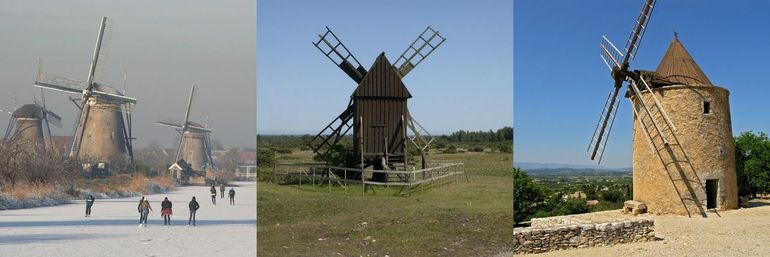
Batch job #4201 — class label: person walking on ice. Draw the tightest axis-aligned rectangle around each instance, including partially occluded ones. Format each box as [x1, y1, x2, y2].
[161, 197, 173, 225]
[228, 188, 236, 205]
[220, 184, 225, 199]
[138, 198, 153, 227]
[137, 196, 145, 223]
[188, 196, 200, 226]
[210, 185, 217, 205]
[85, 195, 95, 217]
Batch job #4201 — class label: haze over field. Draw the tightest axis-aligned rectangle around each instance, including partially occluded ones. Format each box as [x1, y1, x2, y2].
[0, 0, 256, 149]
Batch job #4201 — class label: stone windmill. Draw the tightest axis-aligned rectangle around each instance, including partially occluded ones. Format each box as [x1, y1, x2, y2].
[588, 0, 737, 216]
[307, 26, 444, 182]
[155, 85, 214, 172]
[34, 17, 136, 171]
[3, 95, 62, 149]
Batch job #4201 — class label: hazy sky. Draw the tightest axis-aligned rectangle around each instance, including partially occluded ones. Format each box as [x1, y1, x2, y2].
[257, 0, 513, 135]
[0, 0, 256, 149]
[515, 1, 770, 168]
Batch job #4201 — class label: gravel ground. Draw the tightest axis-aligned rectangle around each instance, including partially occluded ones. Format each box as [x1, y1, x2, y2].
[517, 199, 770, 257]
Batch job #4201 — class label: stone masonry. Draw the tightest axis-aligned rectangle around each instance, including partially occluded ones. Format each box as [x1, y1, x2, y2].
[513, 217, 655, 254]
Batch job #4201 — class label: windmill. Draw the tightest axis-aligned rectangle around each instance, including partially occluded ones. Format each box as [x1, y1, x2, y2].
[307, 26, 444, 182]
[155, 85, 214, 173]
[3, 94, 62, 149]
[34, 17, 136, 171]
[588, 0, 738, 216]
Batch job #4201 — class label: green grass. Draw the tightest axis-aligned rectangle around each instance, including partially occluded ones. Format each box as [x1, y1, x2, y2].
[257, 151, 512, 256]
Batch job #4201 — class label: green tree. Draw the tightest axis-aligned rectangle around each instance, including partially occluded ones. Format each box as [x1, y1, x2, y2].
[513, 168, 548, 224]
[257, 148, 276, 167]
[735, 131, 770, 197]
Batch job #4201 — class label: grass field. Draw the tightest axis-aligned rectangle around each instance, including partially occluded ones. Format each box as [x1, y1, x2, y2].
[257, 149, 512, 256]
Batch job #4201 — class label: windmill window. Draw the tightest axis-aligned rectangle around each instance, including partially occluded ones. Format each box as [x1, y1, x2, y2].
[703, 101, 711, 114]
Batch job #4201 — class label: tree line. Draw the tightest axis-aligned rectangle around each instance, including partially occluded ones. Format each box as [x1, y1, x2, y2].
[515, 130, 770, 224]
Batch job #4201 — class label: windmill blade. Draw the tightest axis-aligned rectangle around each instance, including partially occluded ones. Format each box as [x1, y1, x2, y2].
[599, 36, 623, 71]
[393, 26, 446, 78]
[182, 85, 195, 128]
[588, 85, 622, 163]
[622, 0, 656, 64]
[203, 132, 215, 168]
[307, 100, 355, 160]
[313, 27, 367, 83]
[155, 120, 184, 129]
[90, 89, 137, 104]
[175, 85, 196, 161]
[186, 125, 212, 133]
[35, 72, 86, 95]
[87, 17, 112, 86]
[42, 109, 62, 128]
[406, 111, 435, 151]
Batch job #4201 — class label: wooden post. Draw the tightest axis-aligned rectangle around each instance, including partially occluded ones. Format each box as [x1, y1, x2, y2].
[344, 169, 347, 194]
[312, 167, 315, 186]
[359, 116, 365, 196]
[328, 168, 331, 193]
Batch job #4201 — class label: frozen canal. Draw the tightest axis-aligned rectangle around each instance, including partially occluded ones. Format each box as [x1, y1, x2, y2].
[0, 182, 256, 257]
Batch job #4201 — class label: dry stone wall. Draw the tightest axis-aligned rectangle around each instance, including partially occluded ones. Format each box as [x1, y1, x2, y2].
[513, 218, 655, 254]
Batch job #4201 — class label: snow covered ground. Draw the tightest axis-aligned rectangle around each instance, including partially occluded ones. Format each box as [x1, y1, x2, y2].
[0, 182, 256, 257]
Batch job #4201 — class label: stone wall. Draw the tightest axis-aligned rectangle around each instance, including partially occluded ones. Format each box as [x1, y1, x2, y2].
[513, 218, 655, 254]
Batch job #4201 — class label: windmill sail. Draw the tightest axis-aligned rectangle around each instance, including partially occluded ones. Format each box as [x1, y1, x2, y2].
[393, 26, 445, 78]
[313, 27, 367, 83]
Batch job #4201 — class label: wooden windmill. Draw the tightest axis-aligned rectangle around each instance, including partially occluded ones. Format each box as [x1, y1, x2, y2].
[34, 17, 136, 171]
[308, 26, 445, 182]
[588, 0, 738, 216]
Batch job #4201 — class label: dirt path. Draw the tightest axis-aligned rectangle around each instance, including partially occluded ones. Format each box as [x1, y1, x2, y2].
[519, 200, 770, 257]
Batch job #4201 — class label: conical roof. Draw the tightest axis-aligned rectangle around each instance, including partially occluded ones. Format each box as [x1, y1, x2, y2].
[354, 53, 412, 98]
[655, 36, 713, 86]
[12, 104, 44, 119]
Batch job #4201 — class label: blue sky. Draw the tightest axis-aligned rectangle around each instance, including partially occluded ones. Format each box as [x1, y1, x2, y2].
[257, 0, 513, 135]
[515, 1, 770, 168]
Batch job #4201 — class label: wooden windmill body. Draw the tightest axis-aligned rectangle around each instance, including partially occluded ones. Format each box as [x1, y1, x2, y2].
[308, 27, 444, 182]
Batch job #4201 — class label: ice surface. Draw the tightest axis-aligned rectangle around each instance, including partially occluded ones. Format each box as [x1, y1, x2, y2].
[0, 182, 257, 257]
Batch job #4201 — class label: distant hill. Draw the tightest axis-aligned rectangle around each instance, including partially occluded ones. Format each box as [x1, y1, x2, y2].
[514, 161, 631, 170]
[514, 162, 631, 176]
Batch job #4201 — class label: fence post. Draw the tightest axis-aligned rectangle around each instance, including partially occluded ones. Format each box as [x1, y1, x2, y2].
[344, 169, 347, 194]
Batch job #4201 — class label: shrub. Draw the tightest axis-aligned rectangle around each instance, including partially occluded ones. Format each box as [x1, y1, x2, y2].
[471, 146, 484, 152]
[443, 145, 458, 154]
[276, 149, 293, 154]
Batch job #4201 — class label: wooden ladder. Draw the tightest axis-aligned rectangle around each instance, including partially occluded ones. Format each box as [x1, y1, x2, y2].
[628, 75, 707, 217]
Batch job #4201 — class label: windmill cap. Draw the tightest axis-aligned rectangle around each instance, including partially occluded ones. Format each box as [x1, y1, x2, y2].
[12, 104, 45, 118]
[92, 83, 125, 95]
[654, 36, 713, 86]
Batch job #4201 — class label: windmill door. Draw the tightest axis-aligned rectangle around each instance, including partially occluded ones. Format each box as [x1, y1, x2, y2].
[705, 179, 718, 209]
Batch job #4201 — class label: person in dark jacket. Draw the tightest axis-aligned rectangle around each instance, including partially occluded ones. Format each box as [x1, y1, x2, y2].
[228, 188, 236, 205]
[161, 197, 173, 225]
[188, 196, 200, 226]
[220, 184, 226, 199]
[137, 196, 145, 223]
[85, 195, 95, 217]
[210, 185, 217, 205]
